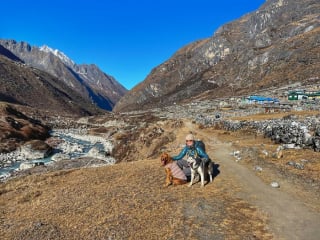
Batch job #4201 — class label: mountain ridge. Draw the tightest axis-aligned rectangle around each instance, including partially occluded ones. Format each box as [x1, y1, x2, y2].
[0, 39, 127, 111]
[39, 45, 76, 67]
[113, 0, 320, 112]
[0, 54, 101, 116]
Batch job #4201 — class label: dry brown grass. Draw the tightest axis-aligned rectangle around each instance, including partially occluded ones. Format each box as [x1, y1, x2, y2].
[0, 159, 272, 240]
[231, 110, 320, 121]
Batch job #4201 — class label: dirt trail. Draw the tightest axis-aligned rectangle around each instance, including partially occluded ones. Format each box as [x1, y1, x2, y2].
[197, 129, 320, 240]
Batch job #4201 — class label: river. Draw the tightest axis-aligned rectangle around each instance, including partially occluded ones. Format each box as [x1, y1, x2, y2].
[0, 130, 114, 180]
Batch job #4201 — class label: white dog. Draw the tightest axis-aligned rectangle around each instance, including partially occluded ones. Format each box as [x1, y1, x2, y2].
[187, 156, 214, 187]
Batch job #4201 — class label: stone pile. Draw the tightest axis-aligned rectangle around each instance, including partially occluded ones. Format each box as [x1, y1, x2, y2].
[196, 116, 320, 151]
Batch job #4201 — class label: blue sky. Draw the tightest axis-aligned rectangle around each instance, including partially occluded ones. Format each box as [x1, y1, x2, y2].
[1, 0, 265, 90]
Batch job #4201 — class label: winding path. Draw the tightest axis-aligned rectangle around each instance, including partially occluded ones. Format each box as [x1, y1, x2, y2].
[208, 137, 320, 240]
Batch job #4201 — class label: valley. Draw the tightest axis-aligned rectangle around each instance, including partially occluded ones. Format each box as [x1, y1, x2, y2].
[1, 100, 319, 239]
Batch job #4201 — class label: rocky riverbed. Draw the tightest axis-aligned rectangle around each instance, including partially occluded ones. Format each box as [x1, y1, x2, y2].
[0, 129, 115, 181]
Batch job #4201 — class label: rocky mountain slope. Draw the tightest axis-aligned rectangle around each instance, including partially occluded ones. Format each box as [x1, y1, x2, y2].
[0, 40, 127, 111]
[114, 0, 320, 112]
[0, 54, 103, 115]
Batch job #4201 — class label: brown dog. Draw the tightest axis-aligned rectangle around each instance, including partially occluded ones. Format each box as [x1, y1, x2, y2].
[161, 152, 187, 187]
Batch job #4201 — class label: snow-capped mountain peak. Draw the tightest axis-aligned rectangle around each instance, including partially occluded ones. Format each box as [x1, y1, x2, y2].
[40, 45, 75, 66]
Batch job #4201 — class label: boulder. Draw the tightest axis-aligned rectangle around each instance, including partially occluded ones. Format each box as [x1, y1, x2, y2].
[19, 140, 52, 160]
[19, 162, 35, 170]
[51, 153, 71, 162]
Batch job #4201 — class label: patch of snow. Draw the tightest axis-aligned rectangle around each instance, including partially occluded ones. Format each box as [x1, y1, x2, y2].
[39, 45, 75, 66]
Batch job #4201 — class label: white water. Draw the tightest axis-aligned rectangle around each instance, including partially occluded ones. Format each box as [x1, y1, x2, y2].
[0, 130, 115, 181]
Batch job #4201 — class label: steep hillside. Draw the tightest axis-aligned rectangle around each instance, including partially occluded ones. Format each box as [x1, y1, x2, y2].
[0, 40, 127, 111]
[0, 55, 102, 115]
[0, 45, 23, 62]
[0, 103, 50, 153]
[114, 0, 320, 112]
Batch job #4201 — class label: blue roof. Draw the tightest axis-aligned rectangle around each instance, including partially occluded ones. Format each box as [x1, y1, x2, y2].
[247, 96, 279, 102]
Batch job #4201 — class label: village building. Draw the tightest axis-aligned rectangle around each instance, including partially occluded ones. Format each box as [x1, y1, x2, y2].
[288, 90, 320, 101]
